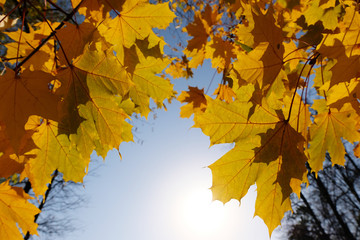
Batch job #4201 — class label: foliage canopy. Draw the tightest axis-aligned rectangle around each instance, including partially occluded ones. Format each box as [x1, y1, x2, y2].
[1, 0, 360, 238]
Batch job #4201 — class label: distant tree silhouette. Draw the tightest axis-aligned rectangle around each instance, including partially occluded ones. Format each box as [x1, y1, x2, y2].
[282, 152, 360, 240]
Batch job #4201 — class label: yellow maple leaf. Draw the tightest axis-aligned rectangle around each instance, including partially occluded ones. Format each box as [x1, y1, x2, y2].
[308, 101, 360, 172]
[178, 86, 207, 118]
[283, 40, 305, 71]
[213, 84, 236, 103]
[5, 23, 57, 70]
[210, 120, 307, 234]
[303, 0, 341, 30]
[165, 60, 193, 79]
[98, 0, 175, 50]
[194, 84, 279, 145]
[233, 6, 284, 89]
[56, 48, 134, 158]
[24, 117, 88, 196]
[120, 41, 174, 117]
[0, 181, 40, 240]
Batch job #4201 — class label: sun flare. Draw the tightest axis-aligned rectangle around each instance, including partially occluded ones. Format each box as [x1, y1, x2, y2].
[181, 189, 225, 235]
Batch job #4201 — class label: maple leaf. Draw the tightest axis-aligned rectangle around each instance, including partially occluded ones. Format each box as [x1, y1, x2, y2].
[178, 86, 207, 118]
[4, 0, 360, 237]
[0, 70, 59, 150]
[183, 4, 223, 69]
[185, 12, 209, 53]
[122, 41, 174, 117]
[0, 15, 17, 31]
[308, 101, 360, 172]
[5, 25, 56, 71]
[56, 20, 102, 64]
[283, 40, 306, 71]
[23, 116, 88, 196]
[205, 36, 236, 71]
[0, 122, 36, 178]
[318, 38, 360, 87]
[213, 84, 236, 103]
[165, 59, 193, 79]
[98, 0, 175, 51]
[326, 79, 360, 114]
[303, 0, 342, 30]
[56, 48, 134, 158]
[0, 181, 40, 240]
[185, 4, 221, 52]
[75, 0, 126, 22]
[210, 140, 261, 203]
[232, 6, 284, 89]
[209, 118, 307, 234]
[194, 84, 279, 145]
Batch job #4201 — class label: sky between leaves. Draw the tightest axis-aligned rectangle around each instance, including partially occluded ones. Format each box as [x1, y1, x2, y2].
[0, 0, 360, 238]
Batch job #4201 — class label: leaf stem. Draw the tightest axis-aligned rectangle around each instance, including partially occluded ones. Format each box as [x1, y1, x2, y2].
[286, 52, 319, 122]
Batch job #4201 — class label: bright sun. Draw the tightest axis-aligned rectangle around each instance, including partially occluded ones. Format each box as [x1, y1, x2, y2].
[181, 189, 225, 236]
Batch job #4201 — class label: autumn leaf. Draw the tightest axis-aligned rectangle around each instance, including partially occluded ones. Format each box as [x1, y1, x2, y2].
[0, 181, 40, 240]
[0, 15, 17, 31]
[56, 48, 134, 157]
[178, 86, 207, 118]
[56, 20, 102, 64]
[210, 139, 262, 203]
[165, 59, 193, 79]
[23, 116, 88, 196]
[0, 122, 35, 179]
[303, 0, 342, 30]
[3, 0, 360, 237]
[183, 4, 223, 69]
[209, 118, 307, 234]
[98, 0, 175, 50]
[213, 84, 236, 103]
[206, 36, 236, 71]
[233, 6, 284, 89]
[194, 84, 279, 145]
[185, 11, 209, 53]
[185, 4, 221, 52]
[0, 70, 59, 150]
[308, 101, 360, 172]
[0, 0, 176, 237]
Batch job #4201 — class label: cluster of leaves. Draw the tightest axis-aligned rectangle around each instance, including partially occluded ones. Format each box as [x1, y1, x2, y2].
[2, 0, 360, 238]
[0, 0, 175, 238]
[171, 0, 360, 235]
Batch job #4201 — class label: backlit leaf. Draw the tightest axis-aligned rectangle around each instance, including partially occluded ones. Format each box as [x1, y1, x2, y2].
[308, 101, 360, 172]
[0, 181, 40, 240]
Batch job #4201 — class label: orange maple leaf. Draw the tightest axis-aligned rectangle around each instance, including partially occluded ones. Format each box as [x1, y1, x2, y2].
[0, 70, 59, 150]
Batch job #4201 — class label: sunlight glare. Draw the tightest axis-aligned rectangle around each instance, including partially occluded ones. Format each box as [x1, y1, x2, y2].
[181, 189, 225, 236]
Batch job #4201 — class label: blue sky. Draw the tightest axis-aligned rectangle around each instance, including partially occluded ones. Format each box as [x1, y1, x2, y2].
[52, 61, 284, 240]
